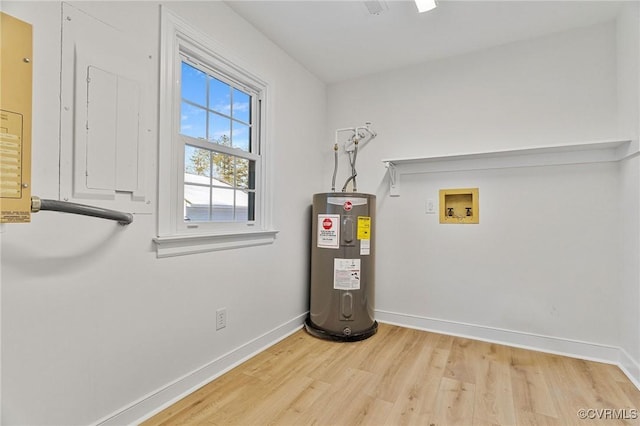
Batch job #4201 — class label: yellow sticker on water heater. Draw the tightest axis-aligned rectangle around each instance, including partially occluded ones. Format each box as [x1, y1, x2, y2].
[357, 216, 371, 240]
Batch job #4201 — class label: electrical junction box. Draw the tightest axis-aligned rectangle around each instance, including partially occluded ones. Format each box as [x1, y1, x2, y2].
[59, 3, 154, 214]
[439, 188, 479, 224]
[0, 12, 33, 223]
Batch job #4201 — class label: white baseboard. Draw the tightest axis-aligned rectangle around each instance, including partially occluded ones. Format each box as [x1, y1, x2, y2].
[619, 347, 640, 390]
[94, 313, 307, 426]
[375, 309, 640, 390]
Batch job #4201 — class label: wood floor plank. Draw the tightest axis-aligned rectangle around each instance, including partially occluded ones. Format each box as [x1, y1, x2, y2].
[620, 380, 640, 408]
[142, 324, 640, 426]
[368, 327, 429, 403]
[510, 347, 559, 419]
[229, 373, 315, 425]
[148, 371, 263, 426]
[543, 354, 637, 426]
[473, 350, 517, 426]
[432, 377, 476, 426]
[269, 379, 332, 425]
[306, 335, 372, 384]
[382, 331, 443, 426]
[579, 360, 638, 410]
[445, 337, 479, 384]
[309, 367, 379, 425]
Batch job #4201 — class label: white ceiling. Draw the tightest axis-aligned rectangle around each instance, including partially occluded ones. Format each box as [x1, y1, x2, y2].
[226, 0, 625, 83]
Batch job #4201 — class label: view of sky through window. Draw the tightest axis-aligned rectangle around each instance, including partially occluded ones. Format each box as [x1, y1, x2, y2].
[180, 61, 251, 151]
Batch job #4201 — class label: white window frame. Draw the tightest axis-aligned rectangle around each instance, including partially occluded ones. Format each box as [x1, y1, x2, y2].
[155, 7, 277, 257]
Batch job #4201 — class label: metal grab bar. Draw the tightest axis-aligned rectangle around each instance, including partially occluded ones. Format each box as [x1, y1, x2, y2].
[31, 197, 133, 225]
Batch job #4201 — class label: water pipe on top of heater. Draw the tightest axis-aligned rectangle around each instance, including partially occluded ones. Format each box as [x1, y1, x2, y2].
[331, 122, 377, 193]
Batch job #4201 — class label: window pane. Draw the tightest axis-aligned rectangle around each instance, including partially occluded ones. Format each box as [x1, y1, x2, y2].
[232, 121, 250, 152]
[210, 77, 231, 115]
[181, 62, 207, 107]
[233, 88, 250, 123]
[236, 158, 256, 189]
[211, 151, 234, 186]
[185, 145, 211, 177]
[234, 189, 250, 222]
[235, 158, 249, 188]
[184, 184, 211, 222]
[212, 187, 235, 221]
[180, 102, 206, 139]
[208, 113, 231, 145]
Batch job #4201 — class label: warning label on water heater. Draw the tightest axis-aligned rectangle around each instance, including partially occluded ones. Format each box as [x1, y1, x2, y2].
[334, 258, 361, 290]
[357, 216, 371, 240]
[317, 214, 340, 249]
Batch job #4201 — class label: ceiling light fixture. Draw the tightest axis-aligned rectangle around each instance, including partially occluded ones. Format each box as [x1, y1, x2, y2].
[414, 0, 437, 13]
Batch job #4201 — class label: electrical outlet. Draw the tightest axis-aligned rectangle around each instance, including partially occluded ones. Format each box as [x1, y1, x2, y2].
[216, 308, 227, 330]
[426, 198, 436, 214]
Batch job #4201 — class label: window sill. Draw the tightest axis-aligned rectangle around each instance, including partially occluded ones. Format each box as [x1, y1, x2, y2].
[153, 229, 279, 258]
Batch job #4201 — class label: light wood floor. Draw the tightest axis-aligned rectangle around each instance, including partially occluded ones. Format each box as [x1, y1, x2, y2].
[142, 323, 640, 425]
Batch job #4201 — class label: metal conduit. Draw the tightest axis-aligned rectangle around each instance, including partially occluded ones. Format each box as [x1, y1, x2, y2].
[31, 197, 133, 225]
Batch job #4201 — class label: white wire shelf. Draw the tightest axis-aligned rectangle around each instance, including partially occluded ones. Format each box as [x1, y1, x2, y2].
[382, 139, 638, 196]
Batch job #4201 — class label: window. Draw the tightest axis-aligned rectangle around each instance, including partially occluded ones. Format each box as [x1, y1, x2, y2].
[181, 61, 256, 223]
[155, 7, 276, 257]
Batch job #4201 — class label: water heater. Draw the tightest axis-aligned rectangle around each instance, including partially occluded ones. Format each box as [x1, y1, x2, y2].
[305, 192, 377, 341]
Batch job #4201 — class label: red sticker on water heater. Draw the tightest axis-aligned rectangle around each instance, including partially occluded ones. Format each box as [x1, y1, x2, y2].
[343, 201, 353, 211]
[318, 214, 340, 249]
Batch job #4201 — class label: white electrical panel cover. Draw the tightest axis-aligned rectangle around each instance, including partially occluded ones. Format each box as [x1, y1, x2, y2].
[60, 3, 154, 213]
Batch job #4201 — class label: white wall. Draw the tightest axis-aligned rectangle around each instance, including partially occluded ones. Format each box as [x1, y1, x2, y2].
[329, 18, 638, 377]
[328, 21, 617, 169]
[2, 3, 638, 425]
[0, 2, 326, 425]
[617, 2, 640, 384]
